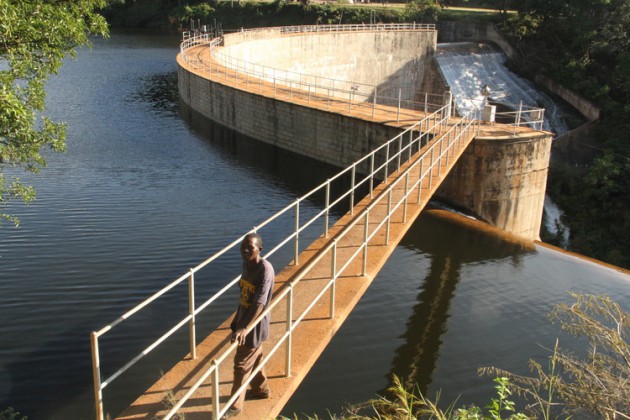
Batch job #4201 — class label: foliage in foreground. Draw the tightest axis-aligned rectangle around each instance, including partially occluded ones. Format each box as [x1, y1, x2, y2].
[286, 293, 628, 420]
[483, 293, 629, 419]
[0, 0, 109, 226]
[345, 375, 528, 420]
[0, 407, 27, 420]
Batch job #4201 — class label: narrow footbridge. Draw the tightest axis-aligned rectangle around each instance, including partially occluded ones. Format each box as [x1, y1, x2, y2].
[92, 106, 478, 420]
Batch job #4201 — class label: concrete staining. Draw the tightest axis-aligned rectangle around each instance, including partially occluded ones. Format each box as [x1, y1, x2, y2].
[178, 27, 553, 240]
[437, 130, 552, 239]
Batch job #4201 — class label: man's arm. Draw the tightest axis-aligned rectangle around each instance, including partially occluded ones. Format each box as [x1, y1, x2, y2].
[232, 303, 265, 345]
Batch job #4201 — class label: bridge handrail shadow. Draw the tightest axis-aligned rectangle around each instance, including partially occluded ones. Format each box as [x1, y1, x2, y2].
[89, 86, 478, 418]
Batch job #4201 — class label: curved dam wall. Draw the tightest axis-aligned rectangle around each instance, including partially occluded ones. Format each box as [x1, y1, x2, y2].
[220, 28, 436, 102]
[178, 65, 403, 168]
[178, 27, 553, 240]
[178, 29, 434, 168]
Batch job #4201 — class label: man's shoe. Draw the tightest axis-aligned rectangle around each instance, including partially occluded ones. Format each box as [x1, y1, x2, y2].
[245, 389, 271, 400]
[222, 407, 241, 419]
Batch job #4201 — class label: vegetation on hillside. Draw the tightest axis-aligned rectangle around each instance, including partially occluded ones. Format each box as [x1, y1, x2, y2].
[496, 0, 630, 268]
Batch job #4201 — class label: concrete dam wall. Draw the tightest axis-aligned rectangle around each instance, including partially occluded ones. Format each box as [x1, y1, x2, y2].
[220, 28, 436, 102]
[178, 27, 553, 240]
[178, 27, 435, 169]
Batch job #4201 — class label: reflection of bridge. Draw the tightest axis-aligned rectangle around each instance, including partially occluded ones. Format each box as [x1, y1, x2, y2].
[93, 26, 551, 420]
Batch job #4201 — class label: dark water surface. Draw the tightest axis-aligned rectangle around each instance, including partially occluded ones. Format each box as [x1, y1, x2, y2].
[0, 30, 628, 419]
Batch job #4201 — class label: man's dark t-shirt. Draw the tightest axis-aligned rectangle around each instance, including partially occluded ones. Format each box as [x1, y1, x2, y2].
[231, 258, 274, 348]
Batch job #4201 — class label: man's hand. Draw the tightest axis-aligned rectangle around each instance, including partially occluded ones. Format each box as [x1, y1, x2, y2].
[232, 329, 247, 345]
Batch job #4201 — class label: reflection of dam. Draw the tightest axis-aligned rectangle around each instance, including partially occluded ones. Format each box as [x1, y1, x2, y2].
[388, 209, 535, 395]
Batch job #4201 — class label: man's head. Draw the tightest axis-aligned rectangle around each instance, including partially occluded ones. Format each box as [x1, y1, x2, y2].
[241, 233, 263, 264]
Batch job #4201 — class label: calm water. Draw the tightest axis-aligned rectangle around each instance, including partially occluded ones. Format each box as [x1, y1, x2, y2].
[0, 30, 628, 420]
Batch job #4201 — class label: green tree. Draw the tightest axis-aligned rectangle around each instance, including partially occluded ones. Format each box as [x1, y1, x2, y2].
[0, 0, 109, 226]
[404, 0, 441, 23]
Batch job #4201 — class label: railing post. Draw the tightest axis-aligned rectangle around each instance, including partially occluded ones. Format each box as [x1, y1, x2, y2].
[330, 241, 337, 319]
[445, 130, 451, 168]
[403, 173, 409, 223]
[188, 269, 196, 359]
[417, 157, 423, 203]
[397, 88, 402, 122]
[369, 154, 375, 198]
[324, 180, 330, 237]
[91, 332, 104, 420]
[212, 360, 220, 420]
[397, 135, 402, 171]
[350, 165, 356, 214]
[362, 212, 369, 276]
[438, 138, 443, 177]
[386, 189, 392, 245]
[285, 284, 293, 376]
[429, 148, 434, 190]
[384, 144, 390, 179]
[294, 200, 300, 265]
[331, 240, 337, 280]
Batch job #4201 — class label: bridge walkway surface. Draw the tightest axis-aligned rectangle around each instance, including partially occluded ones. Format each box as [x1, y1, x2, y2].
[117, 130, 474, 420]
[112, 41, 536, 420]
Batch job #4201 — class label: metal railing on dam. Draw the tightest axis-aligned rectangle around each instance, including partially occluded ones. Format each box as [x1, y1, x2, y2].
[90, 101, 480, 419]
[180, 25, 450, 124]
[179, 24, 545, 130]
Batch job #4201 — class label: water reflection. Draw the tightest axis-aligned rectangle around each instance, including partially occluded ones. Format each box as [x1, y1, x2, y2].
[130, 71, 180, 116]
[179, 101, 368, 216]
[389, 209, 536, 395]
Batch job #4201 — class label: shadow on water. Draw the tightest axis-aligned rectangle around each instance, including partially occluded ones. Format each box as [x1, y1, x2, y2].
[178, 101, 370, 216]
[130, 71, 181, 117]
[386, 208, 536, 397]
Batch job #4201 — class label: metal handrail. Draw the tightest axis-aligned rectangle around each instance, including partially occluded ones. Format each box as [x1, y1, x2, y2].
[90, 99, 461, 419]
[162, 108, 479, 420]
[180, 27, 452, 123]
[179, 27, 543, 130]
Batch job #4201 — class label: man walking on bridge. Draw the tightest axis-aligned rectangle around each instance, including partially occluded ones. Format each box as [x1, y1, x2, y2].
[225, 233, 274, 418]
